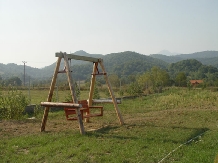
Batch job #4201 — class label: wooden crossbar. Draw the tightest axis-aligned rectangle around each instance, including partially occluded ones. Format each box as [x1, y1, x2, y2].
[41, 102, 82, 108]
[92, 99, 121, 104]
[55, 52, 102, 62]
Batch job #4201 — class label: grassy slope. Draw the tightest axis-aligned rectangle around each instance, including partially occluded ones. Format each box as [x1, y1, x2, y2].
[1, 88, 218, 162]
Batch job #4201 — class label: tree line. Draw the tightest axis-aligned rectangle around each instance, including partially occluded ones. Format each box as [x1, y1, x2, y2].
[1, 58, 218, 93]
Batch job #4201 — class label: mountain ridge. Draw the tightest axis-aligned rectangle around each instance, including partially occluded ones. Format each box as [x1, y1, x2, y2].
[150, 51, 218, 68]
[0, 51, 167, 80]
[1, 50, 218, 82]
[158, 50, 179, 56]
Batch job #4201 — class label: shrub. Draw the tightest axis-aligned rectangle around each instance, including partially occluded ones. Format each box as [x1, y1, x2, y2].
[0, 87, 29, 120]
[126, 82, 143, 96]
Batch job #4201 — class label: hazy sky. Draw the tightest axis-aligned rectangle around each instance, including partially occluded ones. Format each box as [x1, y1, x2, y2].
[0, 0, 218, 68]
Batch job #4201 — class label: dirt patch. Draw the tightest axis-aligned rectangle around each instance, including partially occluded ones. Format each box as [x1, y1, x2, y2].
[0, 116, 109, 138]
[0, 119, 41, 138]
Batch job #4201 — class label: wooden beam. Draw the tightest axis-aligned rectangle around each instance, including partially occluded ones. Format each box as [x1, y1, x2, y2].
[92, 99, 121, 104]
[63, 53, 77, 103]
[86, 62, 98, 122]
[88, 62, 98, 106]
[56, 52, 102, 62]
[41, 57, 61, 132]
[99, 60, 124, 125]
[63, 53, 85, 135]
[41, 102, 81, 108]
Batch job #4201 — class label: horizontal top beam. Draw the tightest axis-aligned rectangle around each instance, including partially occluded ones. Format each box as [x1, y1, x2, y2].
[55, 52, 102, 62]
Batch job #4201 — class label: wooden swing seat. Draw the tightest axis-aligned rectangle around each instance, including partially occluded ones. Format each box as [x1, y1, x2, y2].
[64, 100, 103, 121]
[64, 107, 86, 121]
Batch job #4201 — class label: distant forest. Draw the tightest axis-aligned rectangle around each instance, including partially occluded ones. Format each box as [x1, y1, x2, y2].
[1, 50, 218, 88]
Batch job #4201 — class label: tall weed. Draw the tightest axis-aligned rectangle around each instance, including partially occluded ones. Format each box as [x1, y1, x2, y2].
[0, 87, 29, 119]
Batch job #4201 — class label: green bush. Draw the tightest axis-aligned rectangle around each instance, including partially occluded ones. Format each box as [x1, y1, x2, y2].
[0, 87, 29, 120]
[126, 82, 143, 96]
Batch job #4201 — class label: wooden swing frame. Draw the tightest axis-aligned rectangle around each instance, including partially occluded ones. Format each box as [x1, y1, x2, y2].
[40, 52, 124, 135]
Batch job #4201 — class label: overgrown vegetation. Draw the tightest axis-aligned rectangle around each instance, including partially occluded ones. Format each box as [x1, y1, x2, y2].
[0, 87, 29, 119]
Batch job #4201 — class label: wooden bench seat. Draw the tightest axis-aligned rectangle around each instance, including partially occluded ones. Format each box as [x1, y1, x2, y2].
[64, 107, 87, 120]
[64, 100, 103, 121]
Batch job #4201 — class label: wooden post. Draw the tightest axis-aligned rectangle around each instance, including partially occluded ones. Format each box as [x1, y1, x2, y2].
[63, 53, 85, 135]
[87, 62, 98, 122]
[41, 57, 62, 132]
[88, 62, 98, 106]
[63, 53, 77, 103]
[99, 61, 124, 125]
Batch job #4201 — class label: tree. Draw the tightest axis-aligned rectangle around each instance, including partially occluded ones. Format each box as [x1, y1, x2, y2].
[137, 66, 170, 92]
[175, 72, 187, 87]
[137, 72, 150, 90]
[5, 77, 22, 86]
[168, 59, 218, 83]
[126, 82, 143, 96]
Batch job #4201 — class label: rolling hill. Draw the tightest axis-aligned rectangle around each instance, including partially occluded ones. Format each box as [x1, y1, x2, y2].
[0, 51, 168, 81]
[1, 50, 218, 83]
[168, 59, 218, 79]
[150, 51, 218, 68]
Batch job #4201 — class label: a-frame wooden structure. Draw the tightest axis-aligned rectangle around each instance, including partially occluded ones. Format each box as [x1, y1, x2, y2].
[40, 52, 124, 135]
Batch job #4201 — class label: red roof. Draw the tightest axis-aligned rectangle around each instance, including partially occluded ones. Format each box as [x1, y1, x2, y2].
[190, 80, 203, 84]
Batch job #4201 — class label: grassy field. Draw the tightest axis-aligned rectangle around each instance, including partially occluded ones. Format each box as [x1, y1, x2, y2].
[21, 87, 118, 104]
[0, 88, 218, 162]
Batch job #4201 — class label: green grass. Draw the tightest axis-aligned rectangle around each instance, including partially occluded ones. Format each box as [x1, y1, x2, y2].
[1, 88, 218, 162]
[21, 89, 117, 104]
[22, 89, 91, 104]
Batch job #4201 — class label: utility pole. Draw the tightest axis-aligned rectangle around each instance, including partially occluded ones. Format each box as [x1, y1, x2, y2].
[22, 61, 27, 87]
[28, 76, 31, 102]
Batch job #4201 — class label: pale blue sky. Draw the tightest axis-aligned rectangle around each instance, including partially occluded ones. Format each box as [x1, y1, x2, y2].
[0, 0, 217, 68]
